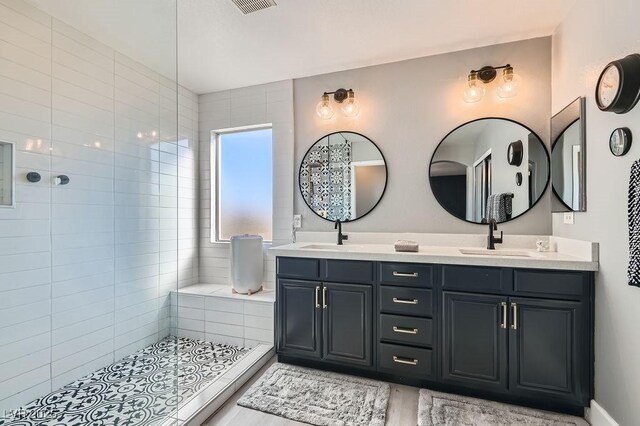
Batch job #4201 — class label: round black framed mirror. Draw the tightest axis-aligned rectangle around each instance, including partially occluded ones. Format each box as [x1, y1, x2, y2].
[429, 118, 549, 224]
[299, 131, 387, 222]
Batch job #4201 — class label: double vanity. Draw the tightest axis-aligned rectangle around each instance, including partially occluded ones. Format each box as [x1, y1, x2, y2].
[283, 101, 595, 414]
[270, 235, 598, 415]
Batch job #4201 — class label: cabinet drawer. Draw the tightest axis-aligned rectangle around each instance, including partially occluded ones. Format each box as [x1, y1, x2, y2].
[379, 263, 433, 288]
[324, 259, 374, 284]
[441, 265, 508, 293]
[513, 269, 587, 298]
[277, 257, 320, 279]
[380, 286, 432, 317]
[379, 314, 433, 347]
[378, 342, 433, 379]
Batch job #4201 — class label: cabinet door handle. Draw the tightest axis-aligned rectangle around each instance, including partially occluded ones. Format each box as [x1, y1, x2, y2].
[393, 326, 418, 335]
[392, 297, 418, 305]
[511, 303, 518, 330]
[322, 286, 327, 309]
[393, 355, 418, 366]
[500, 302, 507, 329]
[315, 286, 320, 308]
[393, 271, 419, 278]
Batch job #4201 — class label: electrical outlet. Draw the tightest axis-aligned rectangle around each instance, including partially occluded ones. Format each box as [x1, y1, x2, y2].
[293, 215, 302, 229]
[563, 212, 575, 225]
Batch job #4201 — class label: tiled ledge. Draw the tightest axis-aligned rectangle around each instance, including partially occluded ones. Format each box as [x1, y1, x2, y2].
[175, 283, 275, 303]
[170, 284, 275, 349]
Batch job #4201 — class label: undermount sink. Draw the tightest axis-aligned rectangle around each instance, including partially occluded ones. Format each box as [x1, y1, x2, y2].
[459, 248, 539, 258]
[301, 244, 365, 250]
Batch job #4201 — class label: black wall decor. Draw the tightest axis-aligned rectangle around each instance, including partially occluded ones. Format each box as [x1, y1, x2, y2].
[516, 172, 523, 186]
[609, 127, 632, 156]
[596, 54, 640, 114]
[508, 140, 524, 166]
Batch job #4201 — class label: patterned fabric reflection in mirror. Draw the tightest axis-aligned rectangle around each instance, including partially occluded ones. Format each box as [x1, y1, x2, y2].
[301, 138, 352, 220]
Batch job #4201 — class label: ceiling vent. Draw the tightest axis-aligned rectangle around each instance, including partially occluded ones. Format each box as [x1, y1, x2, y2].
[230, 0, 277, 14]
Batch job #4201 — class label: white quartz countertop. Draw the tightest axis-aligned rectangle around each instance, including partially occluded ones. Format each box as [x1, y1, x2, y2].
[268, 234, 599, 271]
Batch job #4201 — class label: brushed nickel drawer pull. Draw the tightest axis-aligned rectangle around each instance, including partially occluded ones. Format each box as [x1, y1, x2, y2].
[322, 286, 327, 309]
[393, 326, 418, 335]
[392, 271, 419, 278]
[511, 303, 518, 330]
[500, 302, 507, 329]
[393, 355, 418, 366]
[315, 286, 320, 308]
[393, 297, 418, 305]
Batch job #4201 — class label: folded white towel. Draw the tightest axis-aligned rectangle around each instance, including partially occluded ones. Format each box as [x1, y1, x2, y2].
[394, 240, 419, 252]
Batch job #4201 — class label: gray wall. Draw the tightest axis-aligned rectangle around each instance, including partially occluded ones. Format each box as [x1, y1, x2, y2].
[293, 37, 552, 234]
[552, 0, 640, 423]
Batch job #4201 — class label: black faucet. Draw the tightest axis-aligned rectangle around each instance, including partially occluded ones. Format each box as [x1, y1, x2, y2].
[335, 219, 349, 245]
[487, 219, 503, 250]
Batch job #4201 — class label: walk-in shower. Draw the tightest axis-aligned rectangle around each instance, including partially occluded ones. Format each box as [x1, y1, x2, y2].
[0, 1, 273, 424]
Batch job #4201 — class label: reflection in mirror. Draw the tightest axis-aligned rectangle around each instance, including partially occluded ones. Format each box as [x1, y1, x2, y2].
[300, 132, 387, 222]
[551, 98, 586, 212]
[0, 141, 13, 207]
[430, 118, 549, 224]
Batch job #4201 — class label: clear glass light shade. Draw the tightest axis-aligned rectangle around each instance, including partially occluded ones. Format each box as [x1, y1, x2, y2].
[340, 91, 360, 117]
[463, 74, 485, 103]
[497, 69, 522, 98]
[316, 94, 334, 120]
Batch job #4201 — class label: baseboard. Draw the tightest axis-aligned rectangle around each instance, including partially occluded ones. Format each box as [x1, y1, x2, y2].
[585, 400, 619, 426]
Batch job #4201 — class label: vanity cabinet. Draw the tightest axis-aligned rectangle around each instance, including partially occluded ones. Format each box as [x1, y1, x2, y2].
[442, 292, 508, 391]
[509, 297, 588, 405]
[441, 293, 588, 405]
[277, 279, 322, 358]
[440, 267, 592, 407]
[276, 258, 374, 369]
[276, 256, 594, 414]
[322, 282, 373, 367]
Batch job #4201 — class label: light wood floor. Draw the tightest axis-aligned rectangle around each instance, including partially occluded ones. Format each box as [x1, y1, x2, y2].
[203, 356, 420, 426]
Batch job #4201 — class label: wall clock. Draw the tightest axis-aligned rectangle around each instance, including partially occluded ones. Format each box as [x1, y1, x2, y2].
[507, 140, 523, 166]
[595, 54, 640, 114]
[609, 127, 632, 156]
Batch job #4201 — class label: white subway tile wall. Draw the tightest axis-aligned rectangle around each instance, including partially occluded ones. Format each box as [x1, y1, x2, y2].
[198, 81, 294, 289]
[0, 0, 199, 412]
[0, 0, 53, 412]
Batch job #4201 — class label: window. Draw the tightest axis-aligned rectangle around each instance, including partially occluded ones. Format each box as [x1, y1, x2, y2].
[212, 126, 273, 242]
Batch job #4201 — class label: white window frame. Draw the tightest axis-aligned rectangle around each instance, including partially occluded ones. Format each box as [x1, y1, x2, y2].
[210, 124, 273, 244]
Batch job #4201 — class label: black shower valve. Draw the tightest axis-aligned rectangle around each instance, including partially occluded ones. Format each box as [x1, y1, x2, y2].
[26, 172, 41, 183]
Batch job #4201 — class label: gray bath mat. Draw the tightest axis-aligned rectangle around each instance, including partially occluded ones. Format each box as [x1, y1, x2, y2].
[418, 389, 589, 426]
[237, 362, 389, 426]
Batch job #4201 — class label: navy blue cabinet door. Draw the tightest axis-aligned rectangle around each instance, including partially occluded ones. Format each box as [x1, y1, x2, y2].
[509, 297, 588, 405]
[322, 282, 373, 367]
[442, 291, 508, 391]
[277, 279, 322, 359]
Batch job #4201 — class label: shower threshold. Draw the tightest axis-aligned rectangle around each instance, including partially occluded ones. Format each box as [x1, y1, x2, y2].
[0, 337, 273, 426]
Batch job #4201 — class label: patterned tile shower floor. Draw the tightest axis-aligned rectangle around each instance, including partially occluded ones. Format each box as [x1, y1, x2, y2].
[0, 337, 249, 426]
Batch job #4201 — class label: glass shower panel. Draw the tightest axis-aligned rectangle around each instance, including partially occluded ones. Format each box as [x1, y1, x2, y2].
[0, 0, 179, 424]
[113, 1, 180, 424]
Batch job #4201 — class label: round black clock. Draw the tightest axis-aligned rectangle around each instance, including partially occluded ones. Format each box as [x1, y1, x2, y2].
[609, 127, 632, 156]
[507, 140, 523, 166]
[596, 54, 640, 114]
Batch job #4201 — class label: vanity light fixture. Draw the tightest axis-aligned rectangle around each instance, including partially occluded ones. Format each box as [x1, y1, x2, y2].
[316, 93, 334, 120]
[316, 88, 360, 119]
[463, 64, 521, 102]
[463, 73, 485, 103]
